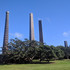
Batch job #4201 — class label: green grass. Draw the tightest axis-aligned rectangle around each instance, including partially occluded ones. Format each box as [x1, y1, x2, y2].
[0, 60, 70, 70]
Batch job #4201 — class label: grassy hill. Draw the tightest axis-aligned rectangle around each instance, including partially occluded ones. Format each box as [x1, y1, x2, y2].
[0, 60, 70, 70]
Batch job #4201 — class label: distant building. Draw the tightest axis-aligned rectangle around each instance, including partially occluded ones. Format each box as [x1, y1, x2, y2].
[64, 41, 68, 47]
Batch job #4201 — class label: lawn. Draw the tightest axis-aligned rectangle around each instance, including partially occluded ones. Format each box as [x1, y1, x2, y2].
[0, 60, 70, 70]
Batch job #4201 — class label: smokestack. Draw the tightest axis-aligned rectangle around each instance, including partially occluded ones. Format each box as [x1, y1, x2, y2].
[3, 11, 9, 54]
[29, 13, 35, 41]
[64, 41, 68, 47]
[39, 20, 43, 43]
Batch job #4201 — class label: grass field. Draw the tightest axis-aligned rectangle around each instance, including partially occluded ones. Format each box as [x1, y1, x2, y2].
[0, 60, 70, 70]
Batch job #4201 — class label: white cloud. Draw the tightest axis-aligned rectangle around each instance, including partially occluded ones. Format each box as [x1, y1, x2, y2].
[9, 32, 23, 38]
[14, 33, 23, 38]
[63, 31, 70, 37]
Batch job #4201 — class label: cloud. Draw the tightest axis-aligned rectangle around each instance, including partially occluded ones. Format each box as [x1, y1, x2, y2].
[9, 32, 23, 38]
[63, 31, 70, 37]
[14, 33, 23, 38]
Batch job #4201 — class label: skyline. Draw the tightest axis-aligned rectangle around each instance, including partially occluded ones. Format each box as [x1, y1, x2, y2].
[0, 0, 70, 47]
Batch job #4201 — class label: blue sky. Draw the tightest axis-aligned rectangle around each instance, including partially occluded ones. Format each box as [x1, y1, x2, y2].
[0, 0, 70, 48]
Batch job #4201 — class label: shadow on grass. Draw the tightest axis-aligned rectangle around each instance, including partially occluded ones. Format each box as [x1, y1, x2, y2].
[27, 61, 55, 64]
[0, 61, 55, 65]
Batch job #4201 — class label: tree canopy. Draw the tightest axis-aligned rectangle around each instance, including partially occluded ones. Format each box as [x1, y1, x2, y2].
[1, 38, 70, 64]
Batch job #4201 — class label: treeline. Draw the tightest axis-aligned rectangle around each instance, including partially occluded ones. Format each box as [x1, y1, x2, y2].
[1, 38, 70, 64]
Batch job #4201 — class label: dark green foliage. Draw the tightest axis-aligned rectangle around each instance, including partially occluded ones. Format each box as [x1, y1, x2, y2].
[36, 45, 56, 62]
[50, 45, 65, 59]
[57, 46, 70, 59]
[2, 38, 56, 63]
[1, 38, 70, 64]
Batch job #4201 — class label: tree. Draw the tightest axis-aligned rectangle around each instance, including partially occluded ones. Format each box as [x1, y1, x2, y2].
[50, 45, 65, 59]
[36, 45, 56, 62]
[57, 46, 70, 59]
[5, 38, 40, 63]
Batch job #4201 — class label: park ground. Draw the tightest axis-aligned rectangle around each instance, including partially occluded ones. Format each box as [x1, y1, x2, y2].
[0, 60, 70, 70]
